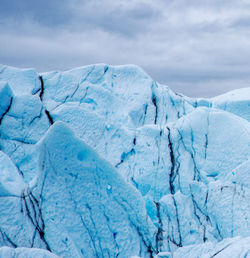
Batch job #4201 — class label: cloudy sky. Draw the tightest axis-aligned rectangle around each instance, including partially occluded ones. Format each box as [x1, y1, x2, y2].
[1, 0, 250, 97]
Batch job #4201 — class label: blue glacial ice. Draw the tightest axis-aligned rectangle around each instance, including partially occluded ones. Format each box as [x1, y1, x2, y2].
[0, 64, 249, 257]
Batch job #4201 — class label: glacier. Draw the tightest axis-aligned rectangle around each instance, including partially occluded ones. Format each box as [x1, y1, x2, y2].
[0, 63, 249, 258]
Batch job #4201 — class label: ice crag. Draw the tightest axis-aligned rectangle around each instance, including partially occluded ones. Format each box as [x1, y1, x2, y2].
[0, 64, 249, 257]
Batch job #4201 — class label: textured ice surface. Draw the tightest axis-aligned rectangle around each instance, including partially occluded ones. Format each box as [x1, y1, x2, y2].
[0, 151, 26, 196]
[210, 87, 250, 121]
[172, 236, 250, 258]
[0, 65, 40, 96]
[0, 64, 249, 257]
[34, 122, 156, 257]
[0, 246, 60, 258]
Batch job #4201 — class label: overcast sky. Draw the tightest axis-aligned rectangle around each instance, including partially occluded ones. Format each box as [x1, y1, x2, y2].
[1, 0, 250, 97]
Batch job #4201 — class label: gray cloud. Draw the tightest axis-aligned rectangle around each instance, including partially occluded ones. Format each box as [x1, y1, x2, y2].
[68, 0, 161, 37]
[230, 16, 250, 29]
[0, 0, 250, 97]
[0, 0, 72, 26]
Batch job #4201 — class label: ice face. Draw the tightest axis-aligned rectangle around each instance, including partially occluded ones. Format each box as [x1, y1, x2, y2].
[0, 64, 249, 257]
[35, 121, 156, 257]
[0, 151, 26, 197]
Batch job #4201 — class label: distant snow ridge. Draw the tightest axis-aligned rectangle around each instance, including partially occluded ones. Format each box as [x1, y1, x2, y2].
[0, 63, 249, 258]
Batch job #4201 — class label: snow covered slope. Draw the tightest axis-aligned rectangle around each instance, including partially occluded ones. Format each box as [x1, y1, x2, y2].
[0, 64, 249, 258]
